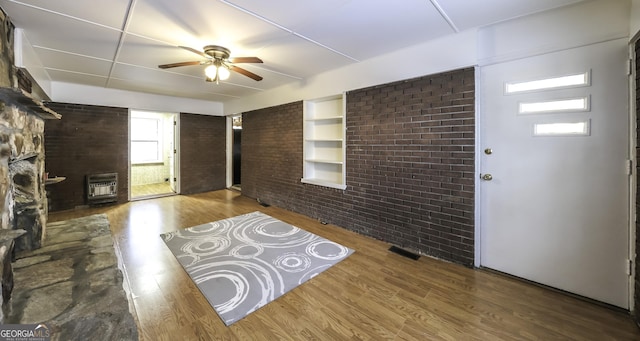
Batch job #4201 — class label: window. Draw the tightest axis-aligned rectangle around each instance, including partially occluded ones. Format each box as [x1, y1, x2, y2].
[519, 97, 589, 114]
[533, 120, 590, 136]
[131, 117, 162, 163]
[505, 72, 590, 94]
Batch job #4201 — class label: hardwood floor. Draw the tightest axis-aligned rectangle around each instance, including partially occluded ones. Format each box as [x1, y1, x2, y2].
[131, 182, 174, 199]
[47, 190, 639, 340]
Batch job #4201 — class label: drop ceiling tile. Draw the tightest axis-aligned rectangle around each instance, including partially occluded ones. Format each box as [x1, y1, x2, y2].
[45, 69, 108, 87]
[1, 2, 121, 59]
[34, 47, 112, 77]
[127, 0, 290, 52]
[254, 34, 356, 79]
[117, 34, 200, 70]
[224, 0, 351, 29]
[0, 0, 130, 28]
[293, 0, 454, 61]
[436, 0, 587, 31]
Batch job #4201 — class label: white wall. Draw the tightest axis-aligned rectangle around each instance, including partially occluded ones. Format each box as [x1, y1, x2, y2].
[632, 0, 640, 39]
[478, 0, 630, 65]
[14, 28, 51, 99]
[225, 0, 631, 116]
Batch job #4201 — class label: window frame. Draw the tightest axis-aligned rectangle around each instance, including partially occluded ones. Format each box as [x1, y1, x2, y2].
[131, 117, 163, 164]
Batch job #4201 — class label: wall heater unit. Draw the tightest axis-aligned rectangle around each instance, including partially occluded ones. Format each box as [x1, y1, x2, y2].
[86, 173, 118, 205]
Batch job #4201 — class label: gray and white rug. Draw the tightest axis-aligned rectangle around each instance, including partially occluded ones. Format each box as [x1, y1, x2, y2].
[160, 211, 354, 326]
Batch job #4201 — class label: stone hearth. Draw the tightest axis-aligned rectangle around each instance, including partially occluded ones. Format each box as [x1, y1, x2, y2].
[2, 214, 139, 340]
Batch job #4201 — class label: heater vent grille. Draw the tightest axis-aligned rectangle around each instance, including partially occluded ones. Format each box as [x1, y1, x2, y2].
[86, 173, 118, 204]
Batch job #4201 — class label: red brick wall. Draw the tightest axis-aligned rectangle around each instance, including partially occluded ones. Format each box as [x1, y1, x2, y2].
[179, 113, 227, 194]
[44, 105, 228, 211]
[243, 67, 475, 266]
[44, 102, 129, 211]
[241, 102, 304, 207]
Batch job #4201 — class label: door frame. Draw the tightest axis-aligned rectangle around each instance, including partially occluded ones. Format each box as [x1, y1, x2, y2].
[128, 109, 180, 200]
[226, 114, 242, 189]
[474, 66, 482, 269]
[474, 43, 635, 309]
[172, 113, 181, 194]
[628, 36, 639, 312]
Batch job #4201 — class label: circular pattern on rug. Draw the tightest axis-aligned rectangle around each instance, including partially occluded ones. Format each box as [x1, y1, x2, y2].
[306, 240, 351, 260]
[180, 236, 231, 257]
[232, 215, 316, 248]
[230, 243, 264, 259]
[188, 257, 284, 324]
[174, 220, 235, 240]
[273, 252, 311, 273]
[200, 269, 249, 313]
[176, 253, 200, 266]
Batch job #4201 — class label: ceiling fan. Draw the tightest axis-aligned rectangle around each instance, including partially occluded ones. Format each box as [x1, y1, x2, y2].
[158, 45, 263, 83]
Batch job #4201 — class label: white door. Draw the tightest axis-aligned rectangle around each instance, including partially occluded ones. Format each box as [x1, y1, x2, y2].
[479, 39, 630, 308]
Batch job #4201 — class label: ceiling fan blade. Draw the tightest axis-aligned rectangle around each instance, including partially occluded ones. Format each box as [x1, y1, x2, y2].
[158, 61, 202, 69]
[179, 46, 209, 59]
[230, 65, 263, 81]
[228, 56, 263, 64]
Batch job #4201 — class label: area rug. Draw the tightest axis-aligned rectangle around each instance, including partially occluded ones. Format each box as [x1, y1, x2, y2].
[4, 214, 139, 340]
[160, 211, 354, 326]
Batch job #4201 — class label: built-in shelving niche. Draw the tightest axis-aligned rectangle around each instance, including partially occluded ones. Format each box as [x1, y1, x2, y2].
[301, 94, 346, 190]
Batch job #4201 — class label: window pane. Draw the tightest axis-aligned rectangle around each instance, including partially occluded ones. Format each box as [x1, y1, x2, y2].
[506, 73, 589, 93]
[131, 118, 159, 140]
[519, 97, 588, 114]
[132, 141, 160, 162]
[533, 121, 590, 136]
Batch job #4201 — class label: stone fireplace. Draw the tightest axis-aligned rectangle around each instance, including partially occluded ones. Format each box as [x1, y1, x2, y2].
[5, 108, 47, 252]
[0, 8, 61, 308]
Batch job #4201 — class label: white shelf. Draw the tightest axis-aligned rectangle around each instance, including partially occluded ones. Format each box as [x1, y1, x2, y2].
[307, 116, 343, 121]
[305, 158, 343, 164]
[301, 177, 347, 190]
[302, 94, 346, 189]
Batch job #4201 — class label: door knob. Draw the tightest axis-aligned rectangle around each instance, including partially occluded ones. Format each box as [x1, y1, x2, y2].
[481, 173, 493, 181]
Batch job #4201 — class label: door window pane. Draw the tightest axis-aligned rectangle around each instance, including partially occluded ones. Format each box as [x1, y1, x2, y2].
[533, 120, 590, 136]
[519, 97, 589, 114]
[506, 72, 589, 94]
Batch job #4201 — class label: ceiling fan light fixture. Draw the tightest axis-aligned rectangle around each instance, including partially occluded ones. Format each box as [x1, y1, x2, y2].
[204, 64, 218, 79]
[218, 65, 230, 80]
[159, 45, 263, 82]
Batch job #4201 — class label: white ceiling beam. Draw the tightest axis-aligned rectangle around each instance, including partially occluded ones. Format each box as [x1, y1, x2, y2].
[429, 0, 459, 33]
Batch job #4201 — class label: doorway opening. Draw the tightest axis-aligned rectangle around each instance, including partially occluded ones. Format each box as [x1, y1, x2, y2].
[129, 110, 179, 200]
[231, 115, 242, 191]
